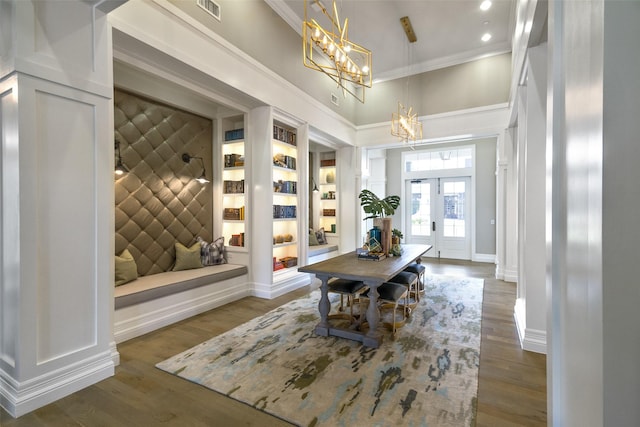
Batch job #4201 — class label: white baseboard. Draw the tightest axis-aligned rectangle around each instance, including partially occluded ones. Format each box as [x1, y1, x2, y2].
[109, 341, 120, 367]
[521, 328, 547, 354]
[496, 266, 518, 282]
[472, 253, 496, 263]
[0, 351, 114, 418]
[253, 271, 312, 299]
[113, 276, 250, 343]
[513, 298, 547, 354]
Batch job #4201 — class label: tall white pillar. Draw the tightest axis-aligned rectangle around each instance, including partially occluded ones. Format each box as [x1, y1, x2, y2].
[514, 43, 547, 354]
[547, 0, 640, 425]
[0, 0, 124, 417]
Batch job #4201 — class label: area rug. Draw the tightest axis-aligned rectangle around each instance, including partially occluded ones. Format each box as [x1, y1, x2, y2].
[157, 275, 484, 427]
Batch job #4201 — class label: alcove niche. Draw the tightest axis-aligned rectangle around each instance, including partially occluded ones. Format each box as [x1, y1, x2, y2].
[114, 88, 213, 276]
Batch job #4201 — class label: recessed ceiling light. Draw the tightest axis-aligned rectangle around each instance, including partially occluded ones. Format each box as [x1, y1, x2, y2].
[480, 1, 492, 11]
[481, 33, 492, 42]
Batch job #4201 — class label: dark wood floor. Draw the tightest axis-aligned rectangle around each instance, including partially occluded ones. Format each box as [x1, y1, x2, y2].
[1, 259, 547, 426]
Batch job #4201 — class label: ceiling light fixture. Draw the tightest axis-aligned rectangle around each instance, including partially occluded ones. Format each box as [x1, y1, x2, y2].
[391, 16, 423, 145]
[302, 0, 372, 103]
[182, 153, 210, 184]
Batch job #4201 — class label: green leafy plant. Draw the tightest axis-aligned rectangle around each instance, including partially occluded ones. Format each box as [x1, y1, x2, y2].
[358, 189, 400, 220]
[392, 228, 403, 239]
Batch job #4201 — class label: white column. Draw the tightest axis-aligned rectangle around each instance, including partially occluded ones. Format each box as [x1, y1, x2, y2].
[247, 106, 273, 297]
[548, 1, 640, 425]
[337, 145, 357, 253]
[0, 0, 122, 417]
[515, 43, 548, 354]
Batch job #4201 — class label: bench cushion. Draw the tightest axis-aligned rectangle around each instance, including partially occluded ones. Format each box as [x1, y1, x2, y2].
[115, 264, 248, 309]
[308, 244, 339, 258]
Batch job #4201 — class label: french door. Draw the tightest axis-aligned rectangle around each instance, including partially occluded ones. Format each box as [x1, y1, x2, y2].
[405, 177, 471, 259]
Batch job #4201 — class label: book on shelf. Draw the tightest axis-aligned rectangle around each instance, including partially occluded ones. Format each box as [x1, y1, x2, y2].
[223, 206, 245, 220]
[223, 179, 244, 194]
[273, 125, 296, 146]
[272, 204, 296, 219]
[273, 180, 297, 194]
[273, 153, 296, 170]
[224, 128, 244, 141]
[320, 159, 336, 167]
[224, 153, 244, 167]
[229, 232, 244, 247]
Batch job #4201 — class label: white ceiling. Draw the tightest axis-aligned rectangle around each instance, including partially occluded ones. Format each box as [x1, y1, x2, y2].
[266, 0, 516, 82]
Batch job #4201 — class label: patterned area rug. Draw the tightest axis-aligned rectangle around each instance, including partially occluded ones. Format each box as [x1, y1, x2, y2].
[157, 275, 484, 427]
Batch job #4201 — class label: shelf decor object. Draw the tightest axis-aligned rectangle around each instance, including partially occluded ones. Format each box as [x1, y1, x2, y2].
[302, 0, 372, 103]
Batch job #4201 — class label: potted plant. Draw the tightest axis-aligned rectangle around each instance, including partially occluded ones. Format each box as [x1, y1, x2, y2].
[358, 190, 400, 254]
[390, 228, 403, 256]
[358, 189, 400, 220]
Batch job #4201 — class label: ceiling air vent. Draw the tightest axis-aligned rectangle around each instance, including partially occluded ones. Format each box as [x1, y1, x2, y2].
[197, 0, 221, 21]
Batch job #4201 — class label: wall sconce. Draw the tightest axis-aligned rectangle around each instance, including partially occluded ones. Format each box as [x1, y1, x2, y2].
[311, 177, 319, 193]
[114, 139, 129, 175]
[182, 153, 210, 184]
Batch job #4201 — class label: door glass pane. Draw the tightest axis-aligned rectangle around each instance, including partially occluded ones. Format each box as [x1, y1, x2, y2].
[410, 181, 431, 236]
[442, 181, 466, 237]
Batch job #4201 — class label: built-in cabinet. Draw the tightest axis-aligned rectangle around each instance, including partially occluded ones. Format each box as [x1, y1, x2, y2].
[221, 115, 246, 252]
[272, 122, 299, 273]
[318, 156, 337, 237]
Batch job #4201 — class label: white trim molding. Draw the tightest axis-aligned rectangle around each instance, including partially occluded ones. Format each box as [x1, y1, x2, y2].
[514, 298, 547, 354]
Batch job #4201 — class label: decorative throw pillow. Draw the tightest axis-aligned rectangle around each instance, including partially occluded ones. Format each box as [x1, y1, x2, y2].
[173, 242, 203, 271]
[115, 248, 137, 286]
[197, 236, 227, 266]
[309, 229, 319, 246]
[315, 227, 327, 245]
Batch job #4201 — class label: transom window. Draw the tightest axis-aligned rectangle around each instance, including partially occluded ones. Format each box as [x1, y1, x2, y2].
[405, 148, 473, 172]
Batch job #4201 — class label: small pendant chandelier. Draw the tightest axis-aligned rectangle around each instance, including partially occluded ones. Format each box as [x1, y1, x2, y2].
[391, 16, 423, 144]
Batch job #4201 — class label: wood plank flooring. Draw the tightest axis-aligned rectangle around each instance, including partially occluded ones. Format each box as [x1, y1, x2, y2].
[1, 259, 547, 426]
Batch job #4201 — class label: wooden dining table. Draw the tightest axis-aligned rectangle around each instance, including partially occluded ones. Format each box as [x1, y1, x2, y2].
[298, 244, 432, 348]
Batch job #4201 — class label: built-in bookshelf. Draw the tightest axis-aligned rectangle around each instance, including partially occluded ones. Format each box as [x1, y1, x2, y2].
[318, 155, 337, 239]
[272, 122, 298, 272]
[222, 116, 246, 251]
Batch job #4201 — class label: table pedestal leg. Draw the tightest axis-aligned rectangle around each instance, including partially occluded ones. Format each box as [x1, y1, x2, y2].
[315, 275, 331, 336]
[363, 280, 383, 348]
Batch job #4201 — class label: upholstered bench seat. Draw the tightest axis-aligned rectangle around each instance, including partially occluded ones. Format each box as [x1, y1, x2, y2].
[308, 244, 339, 258]
[115, 264, 248, 309]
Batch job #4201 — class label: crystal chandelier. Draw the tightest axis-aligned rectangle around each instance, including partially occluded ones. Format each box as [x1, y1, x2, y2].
[391, 16, 423, 143]
[303, 0, 372, 103]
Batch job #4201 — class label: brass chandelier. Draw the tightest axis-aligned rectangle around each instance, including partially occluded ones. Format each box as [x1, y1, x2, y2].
[391, 16, 423, 143]
[303, 0, 372, 103]
[391, 102, 423, 142]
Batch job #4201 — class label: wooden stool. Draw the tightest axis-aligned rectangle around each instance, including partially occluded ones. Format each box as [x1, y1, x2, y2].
[388, 271, 419, 312]
[404, 261, 426, 293]
[363, 282, 409, 338]
[327, 279, 368, 325]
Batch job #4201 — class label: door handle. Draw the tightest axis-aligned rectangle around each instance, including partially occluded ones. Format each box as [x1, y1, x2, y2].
[432, 221, 436, 232]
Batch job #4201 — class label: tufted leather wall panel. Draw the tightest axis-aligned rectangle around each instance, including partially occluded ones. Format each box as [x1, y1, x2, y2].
[114, 89, 213, 276]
